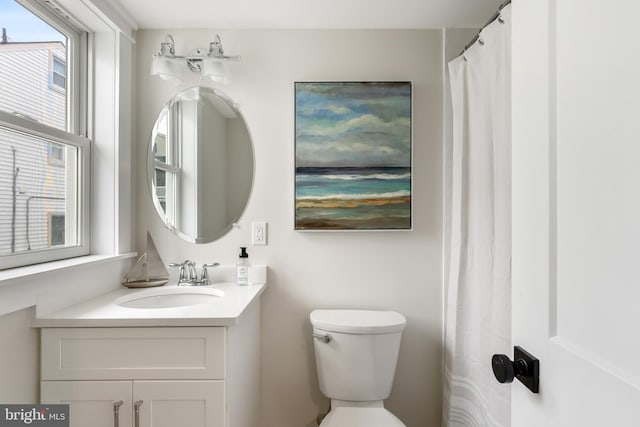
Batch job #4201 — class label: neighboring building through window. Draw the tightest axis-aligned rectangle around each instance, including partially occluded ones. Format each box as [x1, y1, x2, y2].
[49, 213, 65, 246]
[51, 55, 66, 90]
[0, 0, 89, 269]
[48, 142, 65, 166]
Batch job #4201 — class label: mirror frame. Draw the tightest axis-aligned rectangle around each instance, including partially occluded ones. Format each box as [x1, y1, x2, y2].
[147, 86, 255, 243]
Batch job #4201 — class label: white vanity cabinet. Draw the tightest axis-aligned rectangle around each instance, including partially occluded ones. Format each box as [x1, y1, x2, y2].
[39, 300, 261, 427]
[41, 380, 223, 427]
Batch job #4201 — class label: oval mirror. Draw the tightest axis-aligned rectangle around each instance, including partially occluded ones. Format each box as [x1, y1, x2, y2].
[148, 86, 254, 243]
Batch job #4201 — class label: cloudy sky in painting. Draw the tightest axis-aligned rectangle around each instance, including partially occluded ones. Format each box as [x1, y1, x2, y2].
[295, 82, 411, 168]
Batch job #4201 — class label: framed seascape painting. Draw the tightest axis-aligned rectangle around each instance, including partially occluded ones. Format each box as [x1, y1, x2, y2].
[295, 81, 412, 230]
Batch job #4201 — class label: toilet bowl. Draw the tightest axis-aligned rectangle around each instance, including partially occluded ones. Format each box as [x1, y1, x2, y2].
[310, 309, 407, 427]
[320, 407, 405, 427]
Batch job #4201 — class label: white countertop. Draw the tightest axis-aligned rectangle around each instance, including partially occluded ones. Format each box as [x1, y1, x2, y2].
[32, 281, 266, 328]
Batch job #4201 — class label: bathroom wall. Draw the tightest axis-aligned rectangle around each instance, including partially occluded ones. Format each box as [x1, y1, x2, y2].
[135, 29, 444, 427]
[0, 308, 39, 403]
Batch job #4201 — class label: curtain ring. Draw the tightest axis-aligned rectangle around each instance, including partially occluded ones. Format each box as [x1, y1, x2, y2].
[498, 14, 505, 23]
[478, 37, 485, 46]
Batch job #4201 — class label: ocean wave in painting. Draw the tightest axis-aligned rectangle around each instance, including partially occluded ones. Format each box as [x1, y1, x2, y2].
[297, 172, 411, 182]
[296, 189, 410, 201]
[295, 166, 411, 229]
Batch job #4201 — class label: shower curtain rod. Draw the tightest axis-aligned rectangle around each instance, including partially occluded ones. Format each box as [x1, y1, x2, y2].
[460, 0, 511, 56]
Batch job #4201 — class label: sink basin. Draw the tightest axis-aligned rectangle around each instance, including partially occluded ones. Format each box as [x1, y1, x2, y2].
[116, 287, 224, 309]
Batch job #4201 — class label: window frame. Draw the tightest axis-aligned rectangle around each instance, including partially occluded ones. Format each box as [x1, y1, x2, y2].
[0, 0, 90, 270]
[0, 112, 91, 270]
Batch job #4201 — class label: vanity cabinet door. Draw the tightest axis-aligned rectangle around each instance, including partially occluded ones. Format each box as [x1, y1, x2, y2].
[41, 381, 133, 427]
[134, 381, 224, 427]
[41, 380, 224, 427]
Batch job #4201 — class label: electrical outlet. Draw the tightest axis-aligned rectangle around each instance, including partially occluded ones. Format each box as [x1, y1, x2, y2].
[252, 221, 267, 245]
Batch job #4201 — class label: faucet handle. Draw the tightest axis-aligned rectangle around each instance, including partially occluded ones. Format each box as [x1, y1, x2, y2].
[200, 263, 220, 285]
[169, 260, 190, 267]
[168, 262, 185, 277]
[202, 263, 220, 268]
[169, 261, 191, 285]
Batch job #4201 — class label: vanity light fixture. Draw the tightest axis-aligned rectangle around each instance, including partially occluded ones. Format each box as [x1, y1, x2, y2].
[150, 34, 239, 84]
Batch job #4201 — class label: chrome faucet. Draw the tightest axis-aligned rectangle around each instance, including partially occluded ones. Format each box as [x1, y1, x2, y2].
[169, 261, 219, 286]
[168, 260, 192, 285]
[186, 261, 197, 283]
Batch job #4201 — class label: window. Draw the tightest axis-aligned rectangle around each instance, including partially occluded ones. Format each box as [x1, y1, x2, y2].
[151, 109, 179, 226]
[49, 214, 65, 246]
[0, 0, 89, 270]
[48, 142, 65, 165]
[51, 55, 66, 90]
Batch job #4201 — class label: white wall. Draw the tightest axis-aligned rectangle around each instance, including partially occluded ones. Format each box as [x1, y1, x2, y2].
[0, 307, 39, 403]
[136, 29, 444, 427]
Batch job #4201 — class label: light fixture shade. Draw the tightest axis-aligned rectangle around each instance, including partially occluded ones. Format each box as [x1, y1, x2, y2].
[200, 57, 231, 85]
[150, 34, 237, 85]
[150, 55, 183, 82]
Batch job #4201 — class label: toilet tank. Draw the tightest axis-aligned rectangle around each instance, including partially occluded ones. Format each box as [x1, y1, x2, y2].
[310, 309, 406, 402]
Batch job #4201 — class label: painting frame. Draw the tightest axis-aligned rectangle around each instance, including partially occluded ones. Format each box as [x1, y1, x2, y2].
[295, 81, 413, 231]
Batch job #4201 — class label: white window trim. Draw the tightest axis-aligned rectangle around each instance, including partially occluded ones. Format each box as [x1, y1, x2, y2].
[0, 111, 91, 270]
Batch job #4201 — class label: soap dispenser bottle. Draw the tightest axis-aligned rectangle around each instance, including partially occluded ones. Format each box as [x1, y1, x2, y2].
[237, 247, 250, 285]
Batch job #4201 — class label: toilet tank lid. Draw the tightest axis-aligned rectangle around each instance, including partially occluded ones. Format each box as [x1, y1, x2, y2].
[310, 309, 406, 334]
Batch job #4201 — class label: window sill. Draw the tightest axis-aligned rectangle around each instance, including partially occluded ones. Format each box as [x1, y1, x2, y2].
[0, 253, 136, 289]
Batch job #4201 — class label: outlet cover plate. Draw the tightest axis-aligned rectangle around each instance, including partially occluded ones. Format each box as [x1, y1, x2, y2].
[252, 221, 267, 245]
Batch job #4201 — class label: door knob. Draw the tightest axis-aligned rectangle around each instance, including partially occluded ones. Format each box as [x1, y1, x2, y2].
[491, 346, 539, 393]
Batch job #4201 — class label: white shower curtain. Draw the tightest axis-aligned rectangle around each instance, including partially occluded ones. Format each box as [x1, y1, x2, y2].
[443, 5, 511, 427]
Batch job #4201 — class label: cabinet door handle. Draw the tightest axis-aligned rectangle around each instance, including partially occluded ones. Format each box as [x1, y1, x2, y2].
[113, 401, 124, 427]
[134, 400, 143, 427]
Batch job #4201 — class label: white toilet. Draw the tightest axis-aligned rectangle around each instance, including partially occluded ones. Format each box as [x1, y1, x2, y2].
[310, 309, 407, 427]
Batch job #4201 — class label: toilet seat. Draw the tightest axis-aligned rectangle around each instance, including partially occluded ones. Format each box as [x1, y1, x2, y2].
[319, 407, 406, 427]
[310, 309, 406, 334]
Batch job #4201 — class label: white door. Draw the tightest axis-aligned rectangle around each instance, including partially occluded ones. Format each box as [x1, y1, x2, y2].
[133, 380, 225, 427]
[511, 0, 640, 425]
[41, 381, 133, 427]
